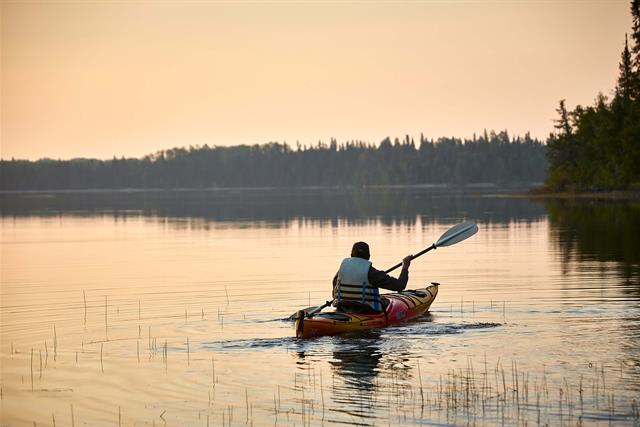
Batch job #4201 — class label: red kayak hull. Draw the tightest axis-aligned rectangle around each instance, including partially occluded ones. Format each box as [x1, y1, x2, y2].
[295, 284, 439, 339]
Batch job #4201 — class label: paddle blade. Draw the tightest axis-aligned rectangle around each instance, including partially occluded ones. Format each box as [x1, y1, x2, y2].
[435, 221, 478, 247]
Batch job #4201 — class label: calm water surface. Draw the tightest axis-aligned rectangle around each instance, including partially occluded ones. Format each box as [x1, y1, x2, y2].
[1, 189, 639, 426]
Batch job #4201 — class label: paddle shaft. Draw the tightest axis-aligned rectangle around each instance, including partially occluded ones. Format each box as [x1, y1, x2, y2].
[384, 243, 436, 274]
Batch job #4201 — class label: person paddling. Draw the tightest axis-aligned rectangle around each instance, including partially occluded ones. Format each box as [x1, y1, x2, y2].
[332, 241, 413, 313]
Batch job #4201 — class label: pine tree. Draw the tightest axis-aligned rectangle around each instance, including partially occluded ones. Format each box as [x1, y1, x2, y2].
[615, 34, 634, 106]
[626, 1, 640, 183]
[554, 99, 573, 136]
[631, 0, 640, 100]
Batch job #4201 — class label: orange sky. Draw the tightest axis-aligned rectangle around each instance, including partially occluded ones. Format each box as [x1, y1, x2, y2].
[0, 1, 632, 160]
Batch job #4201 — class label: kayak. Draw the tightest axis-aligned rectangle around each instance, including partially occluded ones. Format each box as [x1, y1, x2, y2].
[294, 283, 439, 339]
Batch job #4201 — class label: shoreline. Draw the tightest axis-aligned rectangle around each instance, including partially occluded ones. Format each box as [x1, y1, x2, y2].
[0, 183, 536, 195]
[2, 184, 639, 200]
[498, 188, 640, 200]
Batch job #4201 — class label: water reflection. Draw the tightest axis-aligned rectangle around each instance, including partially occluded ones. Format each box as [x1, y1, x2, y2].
[544, 198, 640, 284]
[0, 187, 546, 226]
[328, 332, 387, 390]
[3, 189, 640, 426]
[544, 198, 640, 388]
[292, 330, 417, 425]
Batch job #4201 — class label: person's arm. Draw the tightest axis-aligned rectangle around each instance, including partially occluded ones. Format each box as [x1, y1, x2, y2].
[368, 255, 412, 292]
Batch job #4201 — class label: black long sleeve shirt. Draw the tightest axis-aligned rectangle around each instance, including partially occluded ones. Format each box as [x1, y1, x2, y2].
[332, 266, 409, 293]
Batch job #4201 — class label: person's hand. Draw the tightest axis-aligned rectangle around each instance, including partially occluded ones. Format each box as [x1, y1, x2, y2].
[402, 255, 413, 270]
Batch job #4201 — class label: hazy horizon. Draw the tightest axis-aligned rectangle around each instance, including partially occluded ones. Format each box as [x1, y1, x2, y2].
[1, 1, 632, 160]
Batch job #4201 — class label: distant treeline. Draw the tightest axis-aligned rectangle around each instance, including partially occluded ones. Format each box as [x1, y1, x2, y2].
[0, 132, 546, 190]
[545, 1, 640, 191]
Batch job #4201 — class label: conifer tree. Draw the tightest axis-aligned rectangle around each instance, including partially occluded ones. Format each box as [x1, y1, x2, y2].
[544, 1, 640, 190]
[615, 34, 634, 106]
[631, 0, 640, 100]
[627, 1, 640, 181]
[554, 99, 573, 137]
[545, 100, 578, 190]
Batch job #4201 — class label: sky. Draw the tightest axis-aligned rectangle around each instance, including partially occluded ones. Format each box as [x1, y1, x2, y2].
[0, 0, 633, 160]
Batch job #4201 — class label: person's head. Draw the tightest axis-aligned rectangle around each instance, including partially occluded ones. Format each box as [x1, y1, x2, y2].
[351, 241, 370, 260]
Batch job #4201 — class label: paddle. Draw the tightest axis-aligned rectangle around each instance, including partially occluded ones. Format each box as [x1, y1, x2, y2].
[384, 221, 478, 273]
[292, 221, 478, 320]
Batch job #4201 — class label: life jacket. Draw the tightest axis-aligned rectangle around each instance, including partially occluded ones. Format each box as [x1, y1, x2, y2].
[334, 257, 381, 312]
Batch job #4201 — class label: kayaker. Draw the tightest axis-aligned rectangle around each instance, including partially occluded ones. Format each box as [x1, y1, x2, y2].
[332, 241, 412, 313]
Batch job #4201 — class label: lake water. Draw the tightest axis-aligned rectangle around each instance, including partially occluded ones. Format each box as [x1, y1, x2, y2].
[1, 188, 639, 427]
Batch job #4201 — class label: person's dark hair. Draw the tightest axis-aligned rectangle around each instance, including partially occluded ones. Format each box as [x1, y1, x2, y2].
[351, 241, 370, 260]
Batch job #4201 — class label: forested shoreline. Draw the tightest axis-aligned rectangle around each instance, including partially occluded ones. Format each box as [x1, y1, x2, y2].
[545, 1, 640, 191]
[0, 133, 546, 190]
[3, 4, 639, 193]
